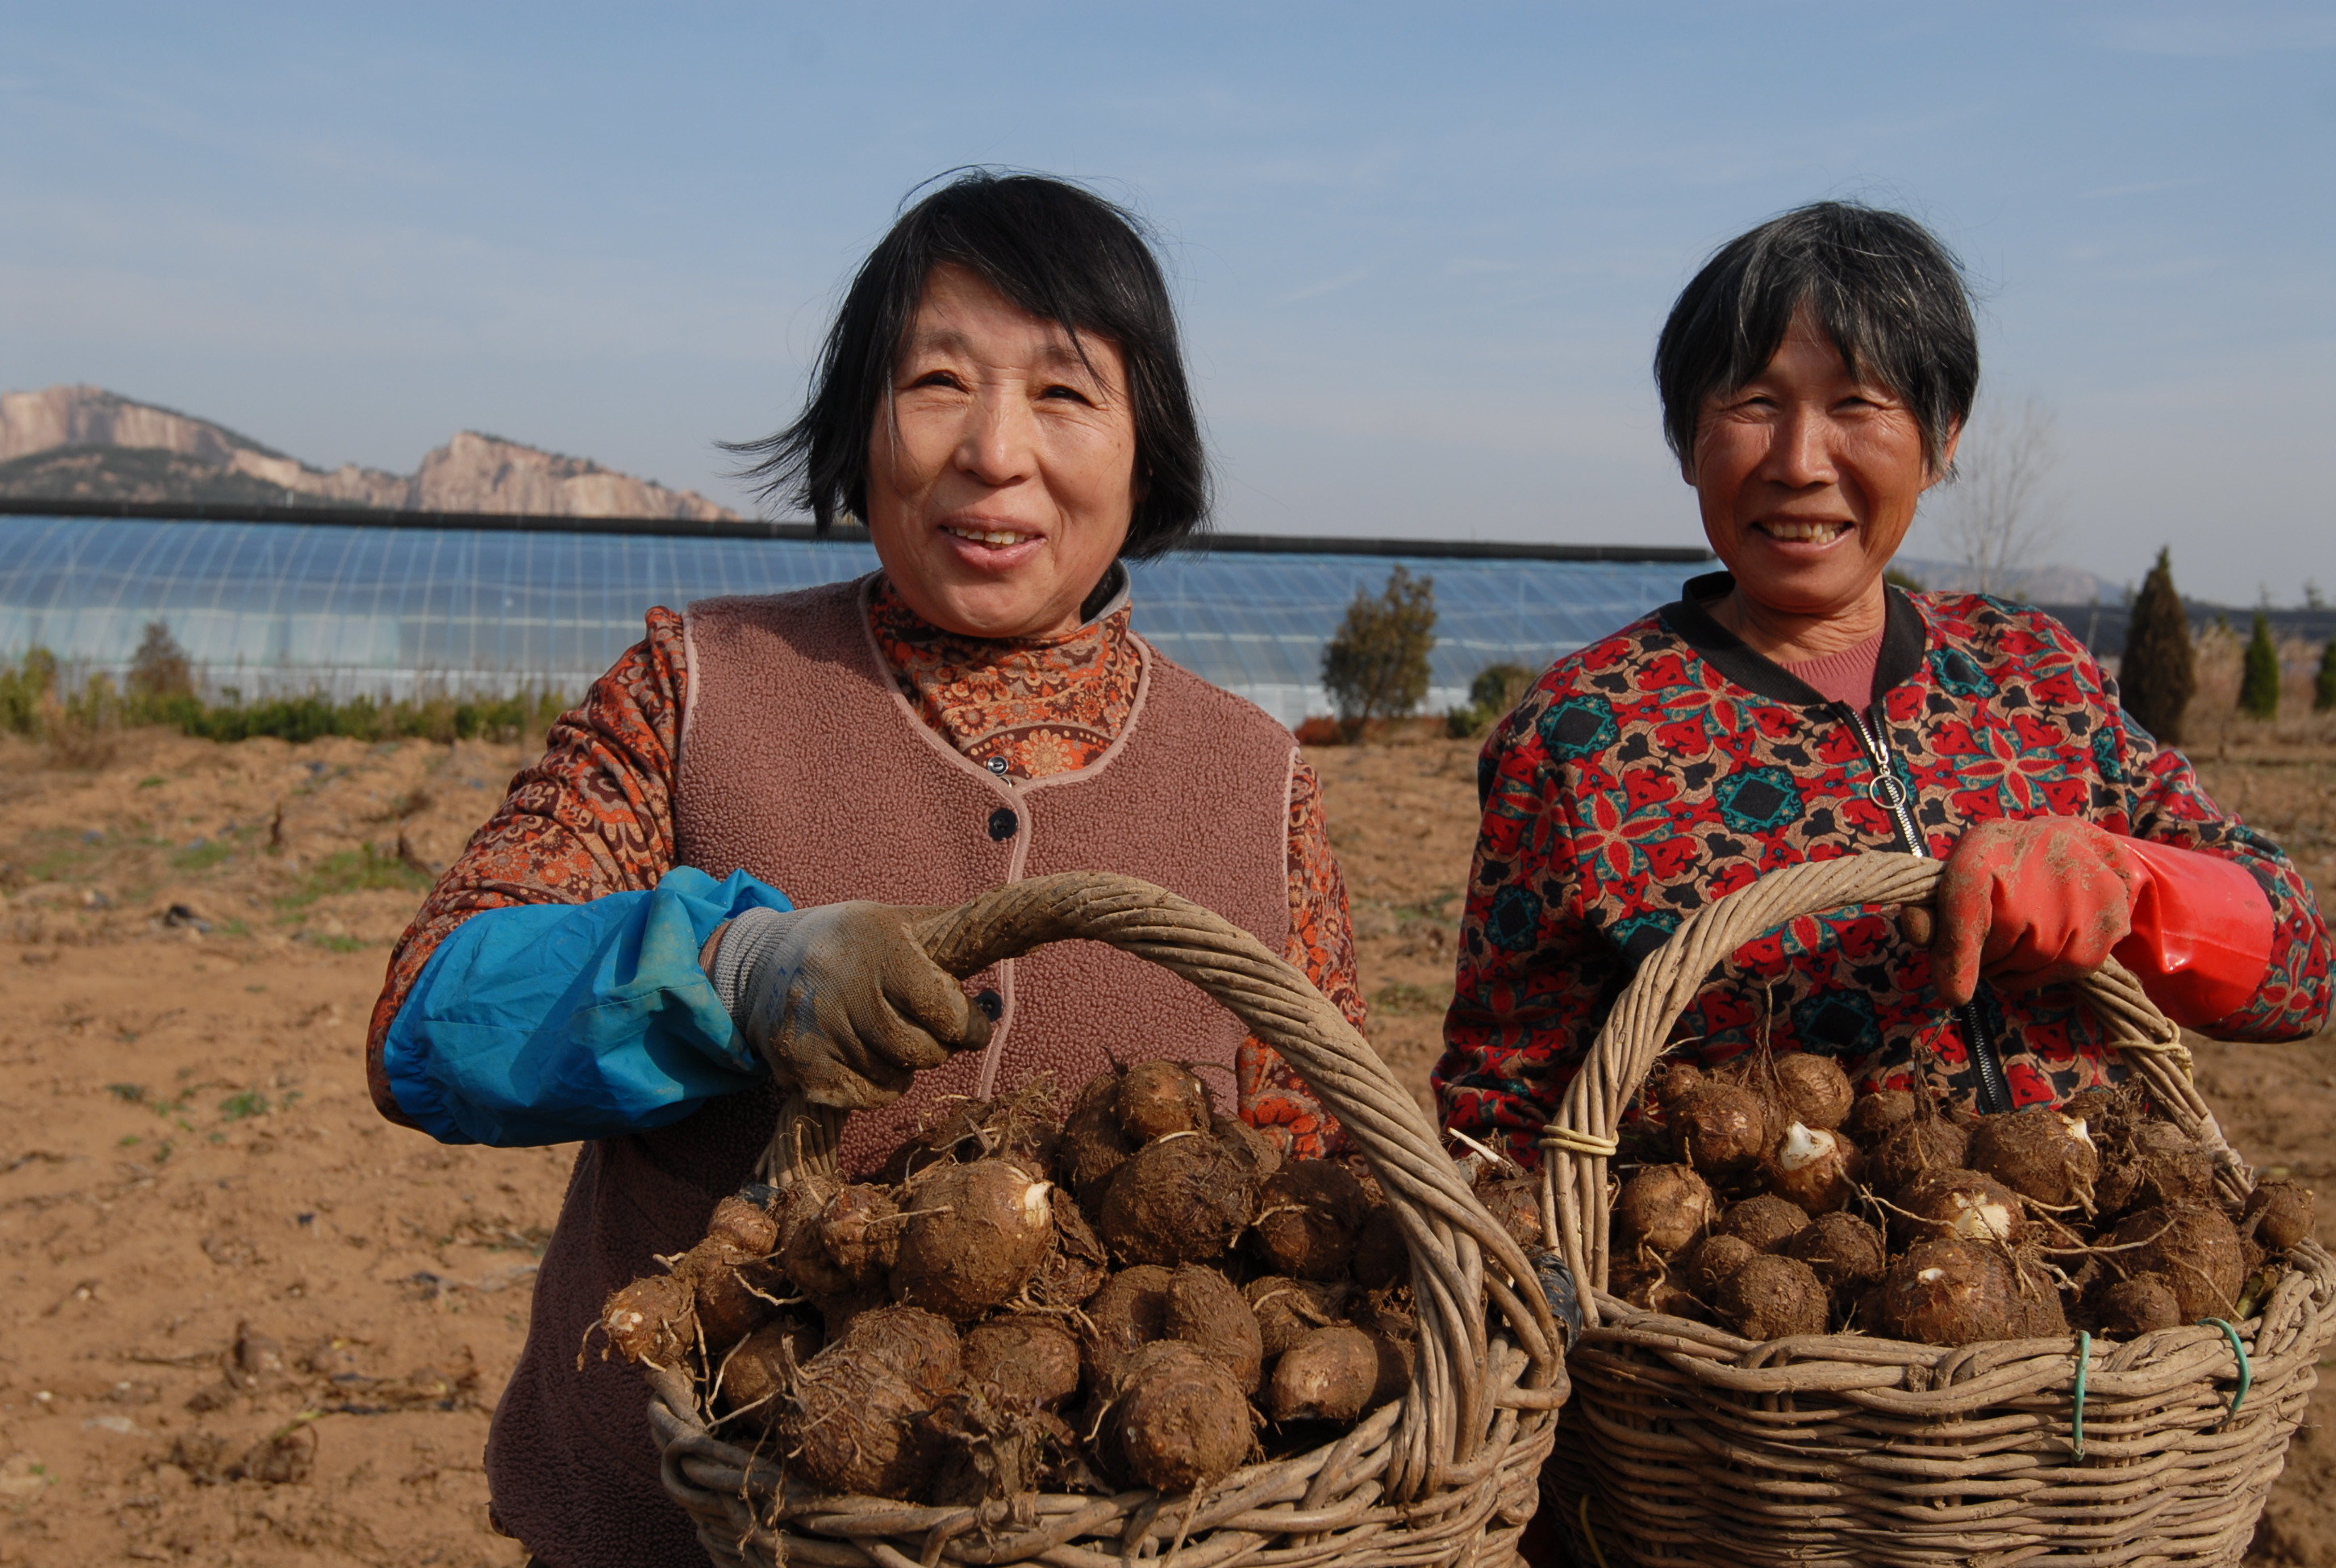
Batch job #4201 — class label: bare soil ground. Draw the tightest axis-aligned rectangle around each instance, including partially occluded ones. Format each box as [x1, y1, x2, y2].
[0, 726, 2327, 1565]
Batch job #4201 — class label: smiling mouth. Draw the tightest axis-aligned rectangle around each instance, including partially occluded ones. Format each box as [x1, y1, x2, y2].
[943, 523, 1040, 548]
[1757, 519, 1851, 544]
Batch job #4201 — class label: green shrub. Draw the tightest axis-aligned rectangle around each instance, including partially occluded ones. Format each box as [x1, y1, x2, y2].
[1321, 566, 1437, 740]
[2120, 548, 2195, 744]
[2315, 640, 2336, 713]
[2240, 611, 2280, 720]
[0, 640, 569, 748]
[1445, 661, 1533, 738]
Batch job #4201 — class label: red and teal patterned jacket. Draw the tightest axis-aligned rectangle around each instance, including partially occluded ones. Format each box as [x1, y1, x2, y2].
[1433, 573, 2331, 1166]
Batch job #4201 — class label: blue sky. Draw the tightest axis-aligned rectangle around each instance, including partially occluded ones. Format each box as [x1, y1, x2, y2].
[2, 2, 2330, 603]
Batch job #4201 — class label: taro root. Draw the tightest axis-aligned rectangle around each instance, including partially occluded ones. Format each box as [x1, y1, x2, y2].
[2094, 1274, 2183, 1337]
[1249, 1160, 1369, 1281]
[716, 1316, 820, 1420]
[816, 1185, 903, 1287]
[1967, 1107, 2099, 1207]
[891, 1161, 1055, 1320]
[779, 1197, 860, 1300]
[962, 1316, 1082, 1410]
[880, 1080, 1065, 1183]
[1474, 1170, 1546, 1251]
[1717, 1194, 1810, 1253]
[2063, 1086, 2140, 1153]
[1763, 1124, 1863, 1215]
[1061, 1069, 1141, 1209]
[1892, 1168, 2025, 1249]
[2244, 1178, 2316, 1253]
[1266, 1325, 1410, 1423]
[1652, 1060, 1705, 1108]
[785, 1305, 963, 1498]
[976, 1078, 1069, 1177]
[1098, 1129, 1260, 1266]
[1117, 1060, 1214, 1142]
[808, 1286, 887, 1341]
[1084, 1266, 1174, 1379]
[686, 1239, 786, 1348]
[1878, 1239, 2019, 1346]
[600, 1273, 695, 1366]
[1847, 1090, 1917, 1144]
[928, 1400, 1090, 1506]
[1869, 1117, 1971, 1193]
[1782, 1211, 1887, 1303]
[1213, 1115, 1284, 1183]
[1713, 1253, 1829, 1341]
[1165, 1264, 1265, 1393]
[707, 1194, 782, 1256]
[1771, 1054, 1854, 1132]
[2016, 1268, 2071, 1337]
[1244, 1276, 1350, 1357]
[1670, 1081, 1775, 1184]
[1350, 1203, 1408, 1290]
[1679, 1233, 1758, 1299]
[1609, 1256, 1702, 1319]
[1612, 1165, 1717, 1257]
[2096, 1121, 2213, 1217]
[1107, 1341, 1252, 1492]
[2108, 1204, 2246, 1321]
[1027, 1199, 1108, 1309]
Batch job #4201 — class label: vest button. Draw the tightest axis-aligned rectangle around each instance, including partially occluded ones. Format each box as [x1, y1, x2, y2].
[987, 807, 1019, 841]
[974, 988, 1003, 1021]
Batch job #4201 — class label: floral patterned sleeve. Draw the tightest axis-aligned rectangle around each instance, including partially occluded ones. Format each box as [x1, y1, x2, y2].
[1239, 756, 1366, 1158]
[364, 607, 690, 1124]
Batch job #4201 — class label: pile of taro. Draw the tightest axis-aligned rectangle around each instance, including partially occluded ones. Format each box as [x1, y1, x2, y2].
[599, 1062, 1543, 1503]
[1605, 1053, 2317, 1346]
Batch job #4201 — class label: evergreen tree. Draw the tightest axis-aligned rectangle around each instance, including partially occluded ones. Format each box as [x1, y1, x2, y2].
[2315, 640, 2336, 713]
[2120, 548, 2195, 744]
[1322, 566, 1437, 740]
[2239, 611, 2281, 719]
[127, 619, 194, 700]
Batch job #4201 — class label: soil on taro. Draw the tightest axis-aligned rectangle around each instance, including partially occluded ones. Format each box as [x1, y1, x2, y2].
[0, 724, 2328, 1565]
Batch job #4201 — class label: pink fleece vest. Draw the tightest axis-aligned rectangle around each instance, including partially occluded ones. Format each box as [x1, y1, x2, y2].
[485, 575, 1296, 1568]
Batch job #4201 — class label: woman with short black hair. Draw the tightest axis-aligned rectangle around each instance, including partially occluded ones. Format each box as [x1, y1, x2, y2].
[1435, 199, 2328, 1169]
[368, 171, 1364, 1567]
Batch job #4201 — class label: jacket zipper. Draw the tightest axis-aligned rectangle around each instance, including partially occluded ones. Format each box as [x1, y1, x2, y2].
[1837, 703, 2013, 1115]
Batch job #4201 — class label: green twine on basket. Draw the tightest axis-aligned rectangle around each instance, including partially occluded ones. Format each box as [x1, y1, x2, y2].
[2071, 1330, 2092, 1462]
[2200, 1317, 2252, 1426]
[1577, 1494, 1613, 1568]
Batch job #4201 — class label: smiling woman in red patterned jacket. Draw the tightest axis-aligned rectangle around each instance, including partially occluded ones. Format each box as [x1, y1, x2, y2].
[1433, 202, 2330, 1167]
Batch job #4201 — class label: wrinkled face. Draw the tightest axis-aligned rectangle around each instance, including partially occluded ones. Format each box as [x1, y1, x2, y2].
[1690, 306, 1955, 622]
[865, 264, 1138, 640]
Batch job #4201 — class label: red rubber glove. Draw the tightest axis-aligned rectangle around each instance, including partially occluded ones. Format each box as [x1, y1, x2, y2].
[1931, 816, 2273, 1028]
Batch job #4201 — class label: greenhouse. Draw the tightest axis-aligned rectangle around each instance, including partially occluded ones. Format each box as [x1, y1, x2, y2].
[0, 507, 1710, 728]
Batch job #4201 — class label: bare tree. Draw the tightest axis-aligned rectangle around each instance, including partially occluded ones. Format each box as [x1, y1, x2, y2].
[1931, 398, 2060, 597]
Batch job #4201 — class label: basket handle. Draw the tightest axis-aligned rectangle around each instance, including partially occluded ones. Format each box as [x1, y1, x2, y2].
[757, 869, 1562, 1500]
[1540, 852, 2246, 1328]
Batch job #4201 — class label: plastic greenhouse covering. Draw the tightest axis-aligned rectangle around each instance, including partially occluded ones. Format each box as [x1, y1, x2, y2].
[0, 514, 1707, 728]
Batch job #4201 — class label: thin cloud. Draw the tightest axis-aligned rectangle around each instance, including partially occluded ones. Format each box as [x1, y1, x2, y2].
[1273, 268, 1370, 306]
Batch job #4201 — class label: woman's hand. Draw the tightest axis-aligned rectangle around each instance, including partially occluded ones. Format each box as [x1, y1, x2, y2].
[1929, 817, 2145, 1004]
[1928, 816, 2275, 1025]
[707, 903, 992, 1109]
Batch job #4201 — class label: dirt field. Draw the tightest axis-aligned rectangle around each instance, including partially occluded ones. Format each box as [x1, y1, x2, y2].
[0, 724, 2328, 1565]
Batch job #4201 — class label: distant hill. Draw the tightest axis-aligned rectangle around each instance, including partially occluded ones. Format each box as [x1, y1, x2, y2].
[1893, 556, 2118, 605]
[0, 385, 738, 521]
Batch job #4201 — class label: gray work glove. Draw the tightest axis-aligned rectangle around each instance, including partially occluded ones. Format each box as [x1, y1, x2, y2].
[707, 903, 991, 1109]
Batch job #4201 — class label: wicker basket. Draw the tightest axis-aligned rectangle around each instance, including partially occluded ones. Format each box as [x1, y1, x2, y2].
[639, 870, 1568, 1568]
[1537, 852, 2336, 1567]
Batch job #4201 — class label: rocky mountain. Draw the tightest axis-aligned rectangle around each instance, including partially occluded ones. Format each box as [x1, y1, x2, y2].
[0, 385, 739, 521]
